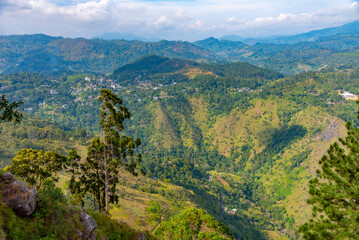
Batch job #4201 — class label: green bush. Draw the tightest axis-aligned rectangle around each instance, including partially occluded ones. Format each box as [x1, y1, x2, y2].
[155, 208, 233, 240]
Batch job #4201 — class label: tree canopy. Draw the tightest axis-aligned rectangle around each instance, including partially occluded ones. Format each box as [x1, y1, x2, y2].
[300, 105, 359, 239]
[4, 149, 66, 189]
[0, 94, 23, 123]
[70, 89, 142, 213]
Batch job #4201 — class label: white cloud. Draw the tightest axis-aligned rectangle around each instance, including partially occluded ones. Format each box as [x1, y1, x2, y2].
[11, 0, 111, 21]
[174, 9, 193, 21]
[227, 17, 245, 25]
[0, 0, 358, 40]
[154, 15, 173, 29]
[189, 20, 204, 29]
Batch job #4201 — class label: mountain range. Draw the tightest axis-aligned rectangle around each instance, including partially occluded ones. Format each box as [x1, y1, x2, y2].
[2, 20, 359, 75]
[220, 20, 359, 45]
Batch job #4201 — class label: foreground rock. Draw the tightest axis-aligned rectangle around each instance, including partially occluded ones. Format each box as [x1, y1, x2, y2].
[0, 173, 37, 216]
[69, 205, 97, 240]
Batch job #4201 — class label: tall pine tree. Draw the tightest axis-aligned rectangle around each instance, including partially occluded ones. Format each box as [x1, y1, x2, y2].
[79, 89, 142, 213]
[300, 105, 359, 239]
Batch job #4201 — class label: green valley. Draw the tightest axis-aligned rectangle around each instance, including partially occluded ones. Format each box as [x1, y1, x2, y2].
[2, 22, 359, 239]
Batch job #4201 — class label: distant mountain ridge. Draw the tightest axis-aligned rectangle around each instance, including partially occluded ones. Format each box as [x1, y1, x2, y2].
[3, 20, 359, 75]
[268, 20, 359, 44]
[0, 35, 218, 74]
[220, 20, 359, 45]
[94, 32, 161, 42]
[195, 33, 359, 74]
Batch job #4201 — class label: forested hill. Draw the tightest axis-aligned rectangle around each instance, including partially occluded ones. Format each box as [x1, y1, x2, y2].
[113, 55, 199, 78]
[0, 35, 218, 74]
[4, 28, 359, 75]
[194, 34, 359, 74]
[112, 55, 283, 84]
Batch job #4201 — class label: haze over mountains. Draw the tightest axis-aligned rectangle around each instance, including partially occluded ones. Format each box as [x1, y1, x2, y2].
[94, 33, 161, 42]
[220, 20, 359, 45]
[95, 20, 359, 45]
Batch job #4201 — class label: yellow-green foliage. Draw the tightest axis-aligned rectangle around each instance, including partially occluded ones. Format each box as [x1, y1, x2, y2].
[0, 117, 87, 167]
[150, 102, 181, 149]
[88, 210, 142, 240]
[183, 68, 215, 80]
[145, 93, 349, 235]
[154, 208, 234, 240]
[108, 170, 196, 234]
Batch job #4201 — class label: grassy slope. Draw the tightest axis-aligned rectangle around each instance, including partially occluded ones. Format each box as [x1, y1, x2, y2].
[109, 170, 196, 234]
[57, 168, 231, 239]
[0, 117, 88, 168]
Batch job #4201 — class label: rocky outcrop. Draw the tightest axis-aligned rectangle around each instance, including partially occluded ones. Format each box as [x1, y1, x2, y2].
[0, 173, 100, 240]
[321, 120, 340, 141]
[137, 233, 147, 240]
[0, 173, 37, 216]
[68, 205, 97, 240]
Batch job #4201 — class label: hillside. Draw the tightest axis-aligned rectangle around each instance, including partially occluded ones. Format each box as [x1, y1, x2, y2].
[113, 55, 199, 81]
[112, 55, 282, 85]
[0, 117, 89, 168]
[0, 35, 218, 74]
[128, 67, 359, 239]
[2, 56, 359, 239]
[0, 169, 233, 240]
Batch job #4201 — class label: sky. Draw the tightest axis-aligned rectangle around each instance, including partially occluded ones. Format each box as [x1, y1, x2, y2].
[0, 0, 358, 41]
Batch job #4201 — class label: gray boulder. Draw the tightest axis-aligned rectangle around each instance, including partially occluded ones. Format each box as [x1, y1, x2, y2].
[79, 208, 97, 240]
[0, 173, 15, 184]
[0, 173, 37, 216]
[137, 233, 147, 240]
[69, 205, 97, 240]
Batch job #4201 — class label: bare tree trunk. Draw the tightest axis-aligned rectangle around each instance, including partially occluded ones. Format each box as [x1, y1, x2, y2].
[100, 129, 109, 214]
[104, 144, 109, 214]
[98, 190, 102, 212]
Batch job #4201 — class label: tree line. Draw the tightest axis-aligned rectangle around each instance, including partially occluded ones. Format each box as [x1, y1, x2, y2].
[3, 89, 142, 214]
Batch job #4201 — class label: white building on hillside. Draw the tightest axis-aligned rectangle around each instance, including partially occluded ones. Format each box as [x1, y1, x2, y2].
[340, 91, 358, 100]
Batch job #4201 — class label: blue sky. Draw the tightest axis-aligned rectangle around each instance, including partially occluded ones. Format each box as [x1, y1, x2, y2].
[0, 0, 358, 41]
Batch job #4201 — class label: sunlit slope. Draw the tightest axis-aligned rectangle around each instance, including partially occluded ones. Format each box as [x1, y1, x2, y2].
[127, 67, 358, 238]
[0, 117, 88, 168]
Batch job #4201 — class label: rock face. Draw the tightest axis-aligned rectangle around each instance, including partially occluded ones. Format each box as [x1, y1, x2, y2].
[0, 173, 37, 216]
[0, 173, 99, 240]
[79, 208, 97, 240]
[0, 173, 15, 184]
[69, 205, 97, 240]
[137, 233, 147, 240]
[321, 120, 340, 141]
